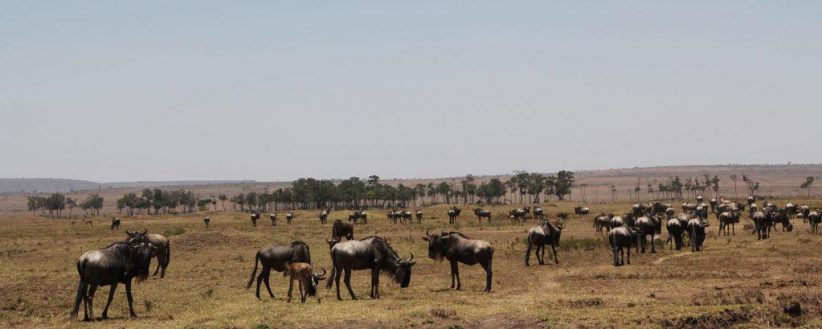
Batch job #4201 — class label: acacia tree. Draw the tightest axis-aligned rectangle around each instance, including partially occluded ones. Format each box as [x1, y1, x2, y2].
[742, 175, 760, 197]
[801, 176, 815, 198]
[554, 170, 575, 200]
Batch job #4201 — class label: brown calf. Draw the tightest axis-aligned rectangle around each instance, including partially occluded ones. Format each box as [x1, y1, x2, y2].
[282, 262, 327, 303]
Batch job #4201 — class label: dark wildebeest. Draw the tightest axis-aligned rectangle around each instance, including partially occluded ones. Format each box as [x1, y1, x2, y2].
[126, 231, 171, 278]
[399, 210, 413, 224]
[110, 218, 121, 230]
[286, 213, 294, 224]
[666, 216, 686, 250]
[769, 209, 792, 232]
[509, 208, 526, 223]
[687, 217, 707, 251]
[718, 210, 740, 236]
[524, 221, 565, 266]
[246, 241, 312, 299]
[319, 209, 330, 224]
[473, 208, 492, 223]
[650, 202, 671, 217]
[415, 210, 423, 223]
[447, 207, 461, 224]
[270, 213, 278, 226]
[326, 236, 415, 300]
[386, 210, 398, 224]
[635, 215, 661, 253]
[785, 203, 797, 219]
[422, 230, 494, 292]
[682, 203, 697, 214]
[593, 213, 613, 235]
[331, 219, 354, 241]
[747, 195, 756, 205]
[203, 216, 210, 229]
[533, 207, 544, 220]
[251, 213, 260, 227]
[632, 203, 649, 217]
[799, 205, 811, 223]
[574, 206, 590, 215]
[751, 211, 771, 240]
[70, 242, 155, 321]
[348, 211, 367, 224]
[282, 262, 327, 303]
[608, 226, 638, 266]
[808, 211, 821, 233]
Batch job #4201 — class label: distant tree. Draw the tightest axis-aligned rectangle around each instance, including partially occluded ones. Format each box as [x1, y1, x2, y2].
[801, 176, 815, 198]
[742, 175, 760, 197]
[437, 181, 451, 204]
[554, 171, 575, 200]
[730, 175, 739, 199]
[218, 194, 228, 211]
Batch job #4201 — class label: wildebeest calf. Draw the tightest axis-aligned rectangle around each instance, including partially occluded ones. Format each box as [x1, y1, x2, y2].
[282, 262, 327, 303]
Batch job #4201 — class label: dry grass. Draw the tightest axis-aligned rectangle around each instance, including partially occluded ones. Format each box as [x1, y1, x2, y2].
[1, 201, 822, 328]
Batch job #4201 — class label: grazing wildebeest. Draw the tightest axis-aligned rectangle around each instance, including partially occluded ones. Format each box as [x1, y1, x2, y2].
[282, 263, 327, 303]
[70, 242, 155, 321]
[751, 211, 771, 240]
[286, 213, 294, 224]
[110, 217, 121, 230]
[319, 209, 330, 224]
[270, 213, 278, 226]
[386, 210, 398, 224]
[348, 211, 367, 224]
[635, 215, 661, 253]
[525, 220, 565, 266]
[593, 213, 613, 235]
[422, 230, 494, 292]
[533, 207, 544, 220]
[415, 210, 423, 223]
[808, 211, 821, 233]
[246, 241, 312, 299]
[473, 208, 492, 223]
[447, 206, 461, 224]
[608, 226, 638, 266]
[687, 217, 707, 251]
[509, 208, 526, 223]
[126, 231, 171, 278]
[331, 219, 354, 241]
[399, 210, 413, 224]
[326, 236, 415, 300]
[682, 203, 697, 214]
[769, 209, 792, 232]
[203, 216, 210, 229]
[718, 210, 740, 236]
[250, 213, 259, 227]
[574, 206, 590, 215]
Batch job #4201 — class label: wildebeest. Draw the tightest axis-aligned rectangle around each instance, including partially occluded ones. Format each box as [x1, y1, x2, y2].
[666, 216, 686, 250]
[386, 210, 399, 224]
[110, 217, 121, 230]
[331, 219, 354, 241]
[718, 210, 740, 236]
[785, 203, 797, 219]
[286, 213, 294, 224]
[270, 213, 278, 226]
[808, 211, 821, 233]
[282, 262, 327, 303]
[398, 210, 413, 224]
[751, 211, 771, 240]
[447, 206, 461, 224]
[422, 230, 494, 292]
[415, 210, 423, 223]
[126, 231, 171, 278]
[635, 215, 661, 253]
[473, 208, 492, 223]
[70, 241, 155, 321]
[509, 208, 527, 223]
[524, 220, 564, 266]
[608, 226, 638, 266]
[800, 206, 811, 223]
[203, 216, 210, 229]
[769, 209, 792, 232]
[533, 207, 544, 220]
[326, 236, 415, 300]
[246, 241, 312, 299]
[348, 211, 367, 224]
[632, 203, 649, 217]
[593, 213, 613, 235]
[250, 213, 260, 227]
[574, 206, 590, 215]
[319, 209, 330, 224]
[687, 217, 707, 251]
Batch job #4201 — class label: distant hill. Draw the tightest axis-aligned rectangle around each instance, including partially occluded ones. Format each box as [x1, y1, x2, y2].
[0, 178, 256, 194]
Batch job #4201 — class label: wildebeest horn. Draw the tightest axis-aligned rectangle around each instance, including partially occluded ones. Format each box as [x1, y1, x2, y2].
[408, 253, 414, 262]
[318, 268, 327, 277]
[425, 228, 430, 236]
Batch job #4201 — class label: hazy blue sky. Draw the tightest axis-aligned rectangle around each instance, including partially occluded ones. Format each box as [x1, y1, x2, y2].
[2, 2, 821, 182]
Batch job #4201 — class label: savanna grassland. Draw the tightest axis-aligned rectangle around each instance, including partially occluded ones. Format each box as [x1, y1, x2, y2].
[2, 201, 822, 329]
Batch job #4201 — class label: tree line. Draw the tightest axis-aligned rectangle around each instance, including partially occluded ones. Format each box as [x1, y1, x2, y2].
[27, 193, 103, 217]
[115, 188, 220, 216]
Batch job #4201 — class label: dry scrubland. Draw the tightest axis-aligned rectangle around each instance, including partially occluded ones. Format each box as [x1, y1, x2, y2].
[2, 201, 822, 329]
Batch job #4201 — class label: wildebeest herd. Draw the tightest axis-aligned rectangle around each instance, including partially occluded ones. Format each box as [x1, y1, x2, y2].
[70, 197, 822, 322]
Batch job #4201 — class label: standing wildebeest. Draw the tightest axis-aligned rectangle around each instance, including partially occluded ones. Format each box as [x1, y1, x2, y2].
[632, 203, 649, 217]
[386, 210, 398, 224]
[399, 210, 413, 224]
[126, 231, 171, 278]
[348, 211, 367, 224]
[286, 213, 294, 224]
[635, 215, 661, 253]
[687, 217, 707, 251]
[769, 209, 793, 232]
[250, 213, 260, 227]
[473, 208, 492, 223]
[447, 206, 461, 224]
[509, 208, 526, 223]
[785, 203, 797, 219]
[608, 226, 638, 266]
[70, 242, 155, 321]
[574, 206, 590, 215]
[751, 211, 771, 240]
[593, 213, 613, 235]
[808, 211, 821, 233]
[331, 219, 354, 241]
[422, 230, 494, 292]
[270, 213, 278, 226]
[524, 221, 565, 266]
[718, 210, 741, 236]
[203, 216, 210, 229]
[110, 218, 121, 230]
[415, 210, 423, 223]
[326, 236, 415, 300]
[533, 207, 544, 220]
[282, 263, 327, 303]
[319, 209, 329, 224]
[246, 241, 312, 299]
[666, 216, 686, 250]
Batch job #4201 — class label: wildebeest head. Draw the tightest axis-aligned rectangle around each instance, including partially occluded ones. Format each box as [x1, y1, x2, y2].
[421, 229, 449, 261]
[305, 268, 327, 296]
[325, 238, 340, 249]
[125, 229, 148, 245]
[131, 242, 156, 281]
[391, 253, 415, 288]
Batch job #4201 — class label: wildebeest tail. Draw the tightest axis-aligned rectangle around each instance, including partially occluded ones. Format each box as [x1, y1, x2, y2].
[165, 243, 171, 268]
[325, 249, 337, 290]
[70, 259, 87, 319]
[246, 252, 260, 289]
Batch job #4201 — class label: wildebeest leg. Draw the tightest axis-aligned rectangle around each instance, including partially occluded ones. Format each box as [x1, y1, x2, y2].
[524, 238, 532, 266]
[450, 260, 460, 290]
[86, 284, 97, 321]
[626, 246, 631, 265]
[732, 223, 735, 236]
[650, 233, 656, 253]
[263, 269, 275, 298]
[370, 266, 380, 299]
[334, 267, 343, 301]
[483, 257, 493, 292]
[71, 280, 86, 320]
[550, 242, 559, 264]
[101, 283, 117, 319]
[125, 280, 136, 318]
[344, 268, 357, 300]
[538, 244, 546, 265]
[299, 281, 305, 303]
[153, 255, 162, 276]
[612, 247, 620, 266]
[287, 278, 293, 302]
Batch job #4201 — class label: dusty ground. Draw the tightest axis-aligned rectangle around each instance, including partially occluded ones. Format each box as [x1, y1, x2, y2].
[1, 201, 821, 329]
